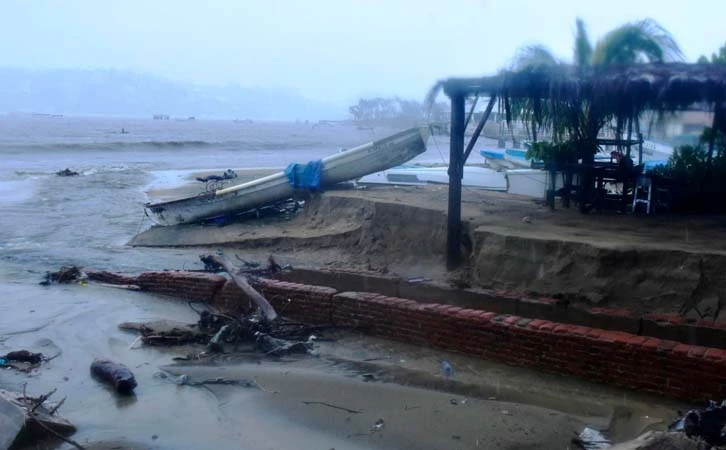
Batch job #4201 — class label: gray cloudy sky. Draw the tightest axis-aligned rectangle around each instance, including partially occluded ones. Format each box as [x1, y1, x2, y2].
[0, 0, 723, 105]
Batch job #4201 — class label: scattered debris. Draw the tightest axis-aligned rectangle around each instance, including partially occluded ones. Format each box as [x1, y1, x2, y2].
[56, 168, 79, 177]
[406, 276, 432, 284]
[440, 360, 454, 377]
[301, 401, 362, 414]
[255, 333, 314, 356]
[119, 320, 210, 347]
[40, 266, 87, 285]
[607, 431, 702, 450]
[90, 359, 137, 395]
[155, 371, 254, 388]
[204, 254, 279, 322]
[669, 399, 726, 447]
[195, 169, 238, 184]
[361, 373, 377, 382]
[572, 427, 612, 449]
[0, 350, 46, 372]
[97, 282, 141, 291]
[0, 388, 79, 450]
[207, 324, 231, 353]
[4, 350, 43, 364]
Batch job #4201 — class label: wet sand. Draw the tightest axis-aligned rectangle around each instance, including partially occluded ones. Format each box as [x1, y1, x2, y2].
[2, 279, 679, 450]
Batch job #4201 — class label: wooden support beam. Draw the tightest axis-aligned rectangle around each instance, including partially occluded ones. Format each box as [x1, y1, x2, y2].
[462, 95, 496, 165]
[463, 95, 479, 131]
[447, 93, 466, 270]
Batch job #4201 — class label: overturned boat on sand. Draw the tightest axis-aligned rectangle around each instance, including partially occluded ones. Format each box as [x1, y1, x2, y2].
[144, 127, 429, 226]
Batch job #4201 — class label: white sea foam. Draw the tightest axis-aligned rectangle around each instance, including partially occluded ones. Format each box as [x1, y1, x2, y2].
[0, 178, 38, 204]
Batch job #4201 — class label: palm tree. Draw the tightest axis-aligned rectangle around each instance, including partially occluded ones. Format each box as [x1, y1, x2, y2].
[513, 18, 683, 69]
[509, 18, 682, 155]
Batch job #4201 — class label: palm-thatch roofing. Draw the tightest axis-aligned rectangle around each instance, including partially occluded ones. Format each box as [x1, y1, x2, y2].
[436, 63, 726, 118]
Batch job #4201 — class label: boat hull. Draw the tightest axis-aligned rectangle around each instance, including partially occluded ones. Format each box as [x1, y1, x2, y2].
[358, 166, 506, 191]
[144, 127, 429, 226]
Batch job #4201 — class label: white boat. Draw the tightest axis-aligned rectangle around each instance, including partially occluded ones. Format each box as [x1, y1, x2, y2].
[479, 147, 533, 169]
[506, 169, 572, 199]
[358, 165, 507, 191]
[144, 127, 429, 226]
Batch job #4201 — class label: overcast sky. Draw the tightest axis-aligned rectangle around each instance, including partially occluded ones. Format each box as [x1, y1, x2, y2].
[0, 0, 723, 106]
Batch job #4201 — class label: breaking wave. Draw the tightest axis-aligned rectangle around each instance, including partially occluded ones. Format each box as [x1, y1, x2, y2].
[0, 139, 330, 152]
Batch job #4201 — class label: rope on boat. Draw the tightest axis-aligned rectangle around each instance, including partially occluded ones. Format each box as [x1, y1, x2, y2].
[134, 209, 149, 237]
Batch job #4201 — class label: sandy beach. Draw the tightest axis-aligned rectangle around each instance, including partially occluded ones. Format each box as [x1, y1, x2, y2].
[0, 117, 705, 449]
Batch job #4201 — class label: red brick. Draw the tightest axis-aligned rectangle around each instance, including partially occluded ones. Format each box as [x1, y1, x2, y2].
[477, 311, 497, 321]
[503, 316, 521, 326]
[569, 326, 591, 337]
[585, 328, 603, 339]
[673, 344, 692, 355]
[705, 348, 726, 361]
[553, 324, 575, 334]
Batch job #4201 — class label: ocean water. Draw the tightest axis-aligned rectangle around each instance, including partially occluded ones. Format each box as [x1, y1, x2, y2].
[0, 115, 642, 449]
[0, 115, 486, 449]
[0, 116, 458, 274]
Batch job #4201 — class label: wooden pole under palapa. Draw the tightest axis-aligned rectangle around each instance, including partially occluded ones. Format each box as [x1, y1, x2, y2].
[446, 90, 466, 269]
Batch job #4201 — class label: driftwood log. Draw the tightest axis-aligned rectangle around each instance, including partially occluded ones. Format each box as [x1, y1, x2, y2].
[206, 255, 278, 323]
[90, 359, 137, 394]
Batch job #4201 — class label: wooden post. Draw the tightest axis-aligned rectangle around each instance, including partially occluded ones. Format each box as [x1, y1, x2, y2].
[626, 114, 633, 158]
[447, 92, 466, 270]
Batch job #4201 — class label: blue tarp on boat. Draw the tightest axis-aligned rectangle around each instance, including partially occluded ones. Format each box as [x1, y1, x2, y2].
[284, 160, 323, 190]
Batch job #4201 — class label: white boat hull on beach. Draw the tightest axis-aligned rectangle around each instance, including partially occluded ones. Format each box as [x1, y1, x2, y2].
[358, 165, 507, 191]
[144, 127, 429, 226]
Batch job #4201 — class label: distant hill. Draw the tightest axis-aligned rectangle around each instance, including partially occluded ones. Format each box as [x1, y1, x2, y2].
[0, 67, 344, 120]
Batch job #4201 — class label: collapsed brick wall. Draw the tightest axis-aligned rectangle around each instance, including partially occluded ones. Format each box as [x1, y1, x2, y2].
[277, 268, 726, 349]
[92, 270, 726, 401]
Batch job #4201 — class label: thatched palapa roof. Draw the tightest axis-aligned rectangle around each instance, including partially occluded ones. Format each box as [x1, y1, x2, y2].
[435, 63, 726, 117]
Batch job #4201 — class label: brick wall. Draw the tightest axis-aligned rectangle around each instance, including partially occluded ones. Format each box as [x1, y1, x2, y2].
[252, 278, 337, 325]
[92, 269, 726, 401]
[277, 268, 726, 349]
[328, 291, 726, 402]
[135, 271, 226, 302]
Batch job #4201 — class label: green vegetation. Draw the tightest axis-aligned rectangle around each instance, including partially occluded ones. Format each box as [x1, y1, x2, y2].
[513, 18, 682, 70]
[697, 42, 726, 64]
[509, 18, 682, 164]
[654, 127, 726, 211]
[348, 97, 447, 124]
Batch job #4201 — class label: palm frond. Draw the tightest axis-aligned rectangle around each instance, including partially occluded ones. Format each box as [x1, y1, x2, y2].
[592, 19, 683, 65]
[574, 18, 592, 68]
[510, 45, 560, 71]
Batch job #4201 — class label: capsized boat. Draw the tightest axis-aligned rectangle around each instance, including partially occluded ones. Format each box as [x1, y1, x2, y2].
[144, 127, 429, 226]
[357, 165, 507, 191]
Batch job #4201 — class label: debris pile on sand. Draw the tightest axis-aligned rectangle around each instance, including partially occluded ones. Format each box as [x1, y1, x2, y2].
[609, 431, 703, 450]
[40, 266, 87, 285]
[0, 388, 78, 450]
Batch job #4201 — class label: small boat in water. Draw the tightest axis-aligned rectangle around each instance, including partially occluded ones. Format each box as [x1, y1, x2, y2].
[144, 127, 429, 226]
